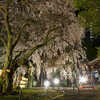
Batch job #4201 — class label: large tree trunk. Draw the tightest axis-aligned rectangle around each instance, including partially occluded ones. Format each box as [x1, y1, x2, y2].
[1, 71, 13, 94]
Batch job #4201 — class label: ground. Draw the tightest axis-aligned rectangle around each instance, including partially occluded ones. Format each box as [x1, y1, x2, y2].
[0, 88, 100, 100]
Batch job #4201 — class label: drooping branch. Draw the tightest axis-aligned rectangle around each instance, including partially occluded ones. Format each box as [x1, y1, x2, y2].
[12, 23, 29, 49]
[17, 43, 45, 66]
[0, 36, 7, 48]
[17, 29, 61, 66]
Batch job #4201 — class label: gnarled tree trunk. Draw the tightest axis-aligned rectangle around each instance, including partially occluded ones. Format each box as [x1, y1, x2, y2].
[1, 70, 13, 94]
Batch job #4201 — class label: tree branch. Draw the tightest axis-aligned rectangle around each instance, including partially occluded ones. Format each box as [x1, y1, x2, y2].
[60, 37, 68, 43]
[17, 35, 61, 66]
[4, 12, 12, 39]
[5, 0, 13, 13]
[12, 33, 60, 70]
[0, 7, 5, 14]
[3, 0, 13, 70]
[45, 27, 60, 40]
[44, 35, 61, 44]
[0, 0, 13, 37]
[17, 43, 45, 66]
[13, 49, 27, 62]
[0, 36, 7, 48]
[12, 23, 28, 49]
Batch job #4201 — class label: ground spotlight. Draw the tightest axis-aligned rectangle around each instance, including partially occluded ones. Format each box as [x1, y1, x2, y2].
[44, 80, 50, 87]
[54, 78, 60, 85]
[79, 76, 87, 83]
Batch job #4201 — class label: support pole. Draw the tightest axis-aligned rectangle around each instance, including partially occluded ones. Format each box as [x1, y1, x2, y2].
[19, 90, 22, 100]
[90, 66, 95, 92]
[45, 88, 48, 100]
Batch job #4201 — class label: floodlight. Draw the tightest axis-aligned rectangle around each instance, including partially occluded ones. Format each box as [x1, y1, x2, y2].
[54, 78, 59, 85]
[44, 80, 50, 87]
[79, 77, 87, 83]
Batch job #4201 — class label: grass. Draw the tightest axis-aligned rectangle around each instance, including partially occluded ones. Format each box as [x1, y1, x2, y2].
[55, 90, 97, 100]
[0, 89, 100, 100]
[0, 89, 62, 100]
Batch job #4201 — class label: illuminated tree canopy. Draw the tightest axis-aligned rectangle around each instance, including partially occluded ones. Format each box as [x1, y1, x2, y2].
[0, 0, 88, 94]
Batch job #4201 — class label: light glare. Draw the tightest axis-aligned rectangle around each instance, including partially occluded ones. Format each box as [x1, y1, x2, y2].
[0, 69, 2, 76]
[44, 80, 50, 87]
[79, 77, 87, 83]
[54, 78, 59, 85]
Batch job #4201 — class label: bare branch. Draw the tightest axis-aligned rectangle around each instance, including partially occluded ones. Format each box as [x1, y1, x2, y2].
[0, 0, 13, 38]
[13, 50, 28, 52]
[45, 27, 60, 40]
[0, 36, 7, 48]
[1, 0, 13, 70]
[13, 49, 27, 62]
[17, 43, 45, 66]
[44, 35, 61, 45]
[14, 26, 60, 66]
[12, 23, 29, 49]
[0, 1, 12, 38]
[4, 11, 12, 39]
[50, 35, 61, 40]
[0, 7, 5, 14]
[17, 35, 61, 66]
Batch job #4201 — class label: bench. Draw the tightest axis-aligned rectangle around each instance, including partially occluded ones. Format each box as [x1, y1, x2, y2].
[79, 85, 94, 89]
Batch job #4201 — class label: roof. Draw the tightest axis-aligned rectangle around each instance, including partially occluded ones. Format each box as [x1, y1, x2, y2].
[88, 57, 100, 66]
[88, 57, 100, 70]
